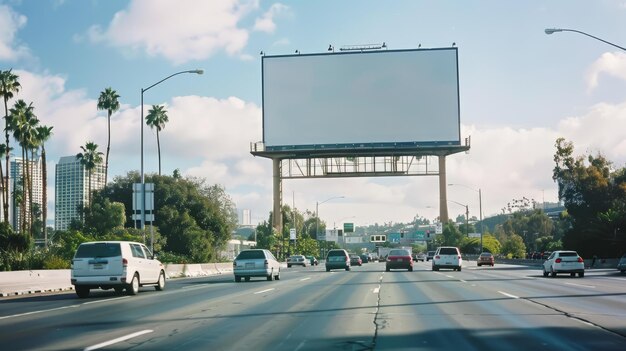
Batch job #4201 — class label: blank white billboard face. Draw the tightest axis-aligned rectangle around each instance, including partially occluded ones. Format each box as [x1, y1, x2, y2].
[262, 48, 460, 150]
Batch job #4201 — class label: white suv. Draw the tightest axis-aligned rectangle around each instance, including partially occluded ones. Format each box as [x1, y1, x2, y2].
[432, 246, 463, 271]
[542, 250, 585, 277]
[71, 241, 166, 298]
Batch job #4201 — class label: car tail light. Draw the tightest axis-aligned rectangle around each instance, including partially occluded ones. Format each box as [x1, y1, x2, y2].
[122, 258, 128, 267]
[555, 258, 562, 263]
[435, 255, 440, 259]
[578, 257, 584, 263]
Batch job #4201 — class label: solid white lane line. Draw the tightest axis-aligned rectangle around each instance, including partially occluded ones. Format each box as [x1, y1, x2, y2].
[84, 329, 153, 351]
[0, 305, 79, 320]
[445, 275, 454, 278]
[299, 277, 311, 282]
[82, 296, 130, 305]
[254, 288, 275, 295]
[373, 285, 380, 294]
[182, 284, 211, 289]
[459, 279, 467, 283]
[498, 291, 519, 299]
[564, 282, 595, 289]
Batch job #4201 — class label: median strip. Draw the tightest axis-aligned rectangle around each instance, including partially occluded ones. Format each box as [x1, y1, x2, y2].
[84, 329, 153, 351]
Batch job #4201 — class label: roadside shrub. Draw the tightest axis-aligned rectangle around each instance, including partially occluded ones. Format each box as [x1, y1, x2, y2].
[157, 251, 191, 264]
[43, 255, 71, 269]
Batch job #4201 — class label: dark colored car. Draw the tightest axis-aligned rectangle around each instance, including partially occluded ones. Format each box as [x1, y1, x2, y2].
[477, 252, 494, 266]
[306, 255, 318, 266]
[326, 249, 350, 272]
[359, 254, 370, 263]
[426, 251, 436, 261]
[386, 249, 413, 271]
[350, 254, 363, 266]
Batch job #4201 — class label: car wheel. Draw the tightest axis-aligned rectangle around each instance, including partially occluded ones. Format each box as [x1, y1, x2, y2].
[570, 273, 576, 277]
[75, 286, 90, 298]
[386, 267, 390, 272]
[127, 273, 140, 295]
[287, 264, 291, 268]
[275, 269, 280, 280]
[155, 271, 165, 291]
[458, 266, 462, 272]
[542, 269, 548, 277]
[578, 272, 584, 278]
[550, 268, 556, 278]
[326, 267, 330, 272]
[245, 276, 251, 282]
[267, 273, 273, 281]
[346, 266, 350, 271]
[621, 270, 625, 274]
[408, 266, 413, 272]
[235, 275, 242, 282]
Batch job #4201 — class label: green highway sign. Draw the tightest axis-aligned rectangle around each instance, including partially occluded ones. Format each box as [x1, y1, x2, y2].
[343, 222, 354, 233]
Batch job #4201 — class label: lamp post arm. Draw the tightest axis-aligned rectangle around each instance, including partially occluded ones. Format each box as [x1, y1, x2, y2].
[143, 70, 203, 93]
[547, 28, 626, 52]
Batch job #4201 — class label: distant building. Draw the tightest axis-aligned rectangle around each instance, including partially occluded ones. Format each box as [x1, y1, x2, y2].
[9, 157, 43, 232]
[241, 209, 251, 226]
[55, 156, 105, 231]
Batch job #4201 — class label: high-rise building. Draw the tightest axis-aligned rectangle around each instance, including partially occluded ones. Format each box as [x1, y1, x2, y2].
[9, 156, 43, 232]
[241, 209, 251, 226]
[55, 156, 105, 231]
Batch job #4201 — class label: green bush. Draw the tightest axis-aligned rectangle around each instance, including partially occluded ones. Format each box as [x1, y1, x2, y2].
[43, 255, 71, 269]
[157, 251, 191, 264]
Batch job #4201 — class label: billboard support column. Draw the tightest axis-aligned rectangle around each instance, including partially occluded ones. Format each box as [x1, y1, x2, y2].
[272, 158, 283, 249]
[438, 155, 449, 223]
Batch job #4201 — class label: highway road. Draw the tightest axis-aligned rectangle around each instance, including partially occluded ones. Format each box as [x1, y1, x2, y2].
[1, 261, 625, 350]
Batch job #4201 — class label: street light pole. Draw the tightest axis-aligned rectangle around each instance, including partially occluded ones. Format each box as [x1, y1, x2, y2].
[447, 199, 469, 237]
[449, 184, 483, 252]
[140, 69, 203, 252]
[315, 196, 344, 258]
[545, 28, 626, 52]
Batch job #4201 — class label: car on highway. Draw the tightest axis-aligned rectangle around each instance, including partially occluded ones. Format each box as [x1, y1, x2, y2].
[477, 252, 495, 266]
[326, 249, 351, 271]
[542, 250, 585, 278]
[617, 253, 626, 273]
[432, 246, 463, 271]
[426, 251, 436, 261]
[350, 254, 363, 266]
[386, 249, 413, 271]
[359, 254, 370, 263]
[233, 249, 281, 282]
[287, 255, 308, 268]
[414, 252, 427, 262]
[306, 255, 319, 266]
[71, 241, 166, 298]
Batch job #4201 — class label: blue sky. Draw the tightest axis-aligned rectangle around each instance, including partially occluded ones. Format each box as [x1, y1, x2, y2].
[2, 0, 626, 227]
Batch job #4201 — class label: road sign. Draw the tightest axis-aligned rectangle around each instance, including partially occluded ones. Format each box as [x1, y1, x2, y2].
[469, 232, 481, 238]
[290, 228, 297, 240]
[343, 222, 354, 233]
[436, 222, 443, 234]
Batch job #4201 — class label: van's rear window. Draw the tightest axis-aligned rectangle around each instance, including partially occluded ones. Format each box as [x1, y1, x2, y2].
[75, 243, 121, 258]
[236, 250, 265, 259]
[439, 248, 458, 255]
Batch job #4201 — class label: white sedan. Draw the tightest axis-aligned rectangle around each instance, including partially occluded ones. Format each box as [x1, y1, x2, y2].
[542, 250, 585, 278]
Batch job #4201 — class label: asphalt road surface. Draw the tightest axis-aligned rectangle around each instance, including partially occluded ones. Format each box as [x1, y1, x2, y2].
[1, 261, 625, 350]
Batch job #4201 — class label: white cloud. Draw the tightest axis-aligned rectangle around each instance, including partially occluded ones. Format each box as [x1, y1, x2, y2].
[253, 3, 289, 33]
[11, 69, 626, 227]
[586, 51, 626, 91]
[0, 5, 29, 61]
[85, 0, 260, 64]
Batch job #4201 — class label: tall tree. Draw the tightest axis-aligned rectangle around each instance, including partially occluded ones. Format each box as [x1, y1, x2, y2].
[76, 142, 103, 208]
[8, 100, 38, 234]
[0, 70, 21, 223]
[145, 105, 169, 176]
[35, 125, 53, 245]
[96, 87, 120, 186]
[0, 143, 9, 225]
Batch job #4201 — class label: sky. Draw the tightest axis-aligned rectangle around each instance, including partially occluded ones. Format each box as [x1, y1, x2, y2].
[1, 0, 626, 228]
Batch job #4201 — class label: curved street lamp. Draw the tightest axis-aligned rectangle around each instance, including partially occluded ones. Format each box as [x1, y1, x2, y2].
[449, 183, 483, 252]
[447, 199, 469, 238]
[315, 196, 345, 257]
[545, 28, 626, 52]
[140, 69, 203, 252]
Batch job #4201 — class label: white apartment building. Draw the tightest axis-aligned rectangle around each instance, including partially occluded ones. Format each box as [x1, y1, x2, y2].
[55, 156, 106, 231]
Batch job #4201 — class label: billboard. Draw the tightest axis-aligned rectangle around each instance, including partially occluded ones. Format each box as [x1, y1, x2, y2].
[261, 48, 460, 151]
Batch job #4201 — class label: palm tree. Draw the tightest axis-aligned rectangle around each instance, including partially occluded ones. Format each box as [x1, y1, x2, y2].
[76, 142, 103, 208]
[145, 105, 169, 176]
[96, 87, 120, 186]
[0, 69, 21, 223]
[35, 125, 53, 246]
[8, 99, 38, 234]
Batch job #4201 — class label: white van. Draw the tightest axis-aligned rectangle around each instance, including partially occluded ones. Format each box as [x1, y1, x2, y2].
[432, 246, 463, 271]
[71, 241, 165, 298]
